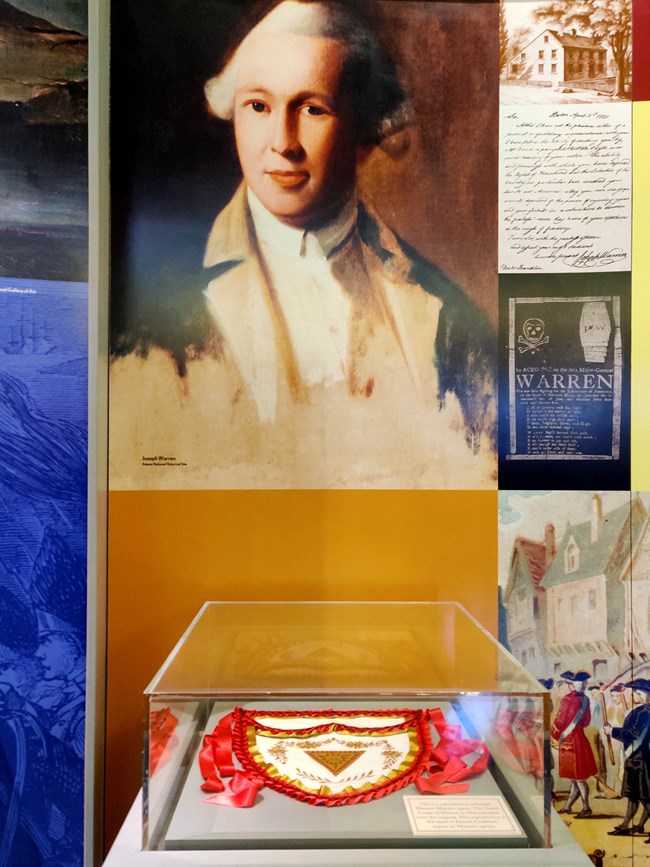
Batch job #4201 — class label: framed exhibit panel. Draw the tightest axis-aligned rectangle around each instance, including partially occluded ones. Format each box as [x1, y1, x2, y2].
[108, 0, 499, 491]
[498, 273, 631, 490]
[0, 3, 90, 865]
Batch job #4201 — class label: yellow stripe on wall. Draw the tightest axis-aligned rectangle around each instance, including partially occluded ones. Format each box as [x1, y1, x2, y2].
[632, 102, 650, 489]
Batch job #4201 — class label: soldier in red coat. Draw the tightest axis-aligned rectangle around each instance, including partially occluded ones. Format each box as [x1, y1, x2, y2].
[551, 670, 598, 817]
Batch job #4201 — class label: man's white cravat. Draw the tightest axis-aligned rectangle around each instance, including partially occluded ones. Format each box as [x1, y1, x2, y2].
[248, 189, 356, 389]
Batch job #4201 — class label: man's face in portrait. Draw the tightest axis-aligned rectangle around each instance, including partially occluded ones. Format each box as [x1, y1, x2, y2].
[233, 31, 359, 229]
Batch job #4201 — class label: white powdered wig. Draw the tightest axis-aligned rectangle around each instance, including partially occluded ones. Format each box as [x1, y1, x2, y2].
[204, 0, 410, 144]
[205, 1, 333, 121]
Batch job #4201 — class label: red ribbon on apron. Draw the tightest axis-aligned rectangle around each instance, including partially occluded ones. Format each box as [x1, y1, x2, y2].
[198, 707, 489, 808]
[414, 707, 489, 795]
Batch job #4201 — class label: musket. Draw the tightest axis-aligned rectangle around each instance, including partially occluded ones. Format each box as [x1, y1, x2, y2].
[599, 691, 616, 765]
[601, 654, 650, 693]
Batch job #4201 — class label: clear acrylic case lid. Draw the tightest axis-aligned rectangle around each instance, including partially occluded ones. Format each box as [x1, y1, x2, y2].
[145, 601, 544, 698]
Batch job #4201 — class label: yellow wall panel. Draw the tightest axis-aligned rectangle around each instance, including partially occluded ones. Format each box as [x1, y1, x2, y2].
[632, 102, 650, 488]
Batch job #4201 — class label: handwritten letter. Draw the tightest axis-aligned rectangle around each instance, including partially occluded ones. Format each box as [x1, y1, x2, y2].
[499, 103, 631, 273]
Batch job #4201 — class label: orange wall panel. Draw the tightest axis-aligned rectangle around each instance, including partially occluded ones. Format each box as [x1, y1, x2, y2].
[105, 488, 497, 848]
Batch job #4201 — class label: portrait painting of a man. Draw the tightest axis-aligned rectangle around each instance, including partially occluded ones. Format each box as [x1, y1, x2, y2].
[109, 0, 498, 489]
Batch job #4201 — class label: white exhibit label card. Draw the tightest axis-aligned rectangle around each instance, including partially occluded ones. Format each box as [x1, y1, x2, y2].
[499, 102, 631, 273]
[403, 795, 523, 837]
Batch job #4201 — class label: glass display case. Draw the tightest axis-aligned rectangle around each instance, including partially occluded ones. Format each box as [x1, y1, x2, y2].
[142, 602, 551, 852]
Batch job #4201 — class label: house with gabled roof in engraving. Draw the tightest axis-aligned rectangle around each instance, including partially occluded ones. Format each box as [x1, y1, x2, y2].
[506, 28, 609, 89]
[504, 524, 555, 677]
[542, 495, 646, 682]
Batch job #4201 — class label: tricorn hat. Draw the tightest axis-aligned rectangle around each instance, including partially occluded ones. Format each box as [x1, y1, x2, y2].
[624, 678, 650, 693]
[560, 670, 590, 683]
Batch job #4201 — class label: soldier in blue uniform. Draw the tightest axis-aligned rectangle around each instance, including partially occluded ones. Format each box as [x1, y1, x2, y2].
[605, 678, 650, 837]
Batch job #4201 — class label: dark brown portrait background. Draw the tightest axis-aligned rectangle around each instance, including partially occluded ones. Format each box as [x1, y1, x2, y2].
[110, 0, 498, 363]
[359, 1, 498, 320]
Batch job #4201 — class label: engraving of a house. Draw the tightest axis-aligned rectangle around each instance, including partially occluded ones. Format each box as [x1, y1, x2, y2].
[504, 524, 555, 677]
[542, 495, 646, 681]
[507, 28, 607, 87]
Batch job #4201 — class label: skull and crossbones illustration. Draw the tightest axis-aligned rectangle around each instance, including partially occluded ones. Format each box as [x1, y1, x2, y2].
[518, 318, 550, 354]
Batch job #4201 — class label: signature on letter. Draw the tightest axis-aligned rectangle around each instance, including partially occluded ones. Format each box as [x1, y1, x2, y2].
[562, 248, 627, 269]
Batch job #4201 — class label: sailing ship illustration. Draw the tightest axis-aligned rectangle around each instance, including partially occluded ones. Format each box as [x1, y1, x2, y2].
[2, 307, 56, 355]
